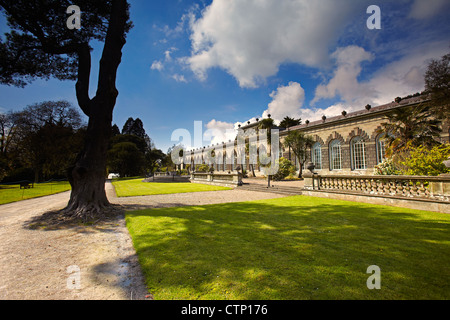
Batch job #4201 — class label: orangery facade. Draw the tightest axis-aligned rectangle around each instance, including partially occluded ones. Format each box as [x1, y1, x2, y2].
[183, 94, 450, 176]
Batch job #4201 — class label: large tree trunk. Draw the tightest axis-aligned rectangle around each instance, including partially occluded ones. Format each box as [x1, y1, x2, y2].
[63, 0, 128, 219]
[64, 105, 112, 219]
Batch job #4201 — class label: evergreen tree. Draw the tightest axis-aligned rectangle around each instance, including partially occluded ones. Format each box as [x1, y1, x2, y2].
[0, 0, 132, 219]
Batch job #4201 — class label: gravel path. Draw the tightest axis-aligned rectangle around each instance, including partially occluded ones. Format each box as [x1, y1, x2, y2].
[0, 182, 284, 300]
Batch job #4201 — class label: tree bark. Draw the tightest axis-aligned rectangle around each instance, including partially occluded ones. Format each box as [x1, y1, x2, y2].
[63, 0, 128, 219]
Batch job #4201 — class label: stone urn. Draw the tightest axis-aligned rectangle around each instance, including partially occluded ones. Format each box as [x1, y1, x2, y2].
[444, 156, 450, 169]
[306, 162, 315, 173]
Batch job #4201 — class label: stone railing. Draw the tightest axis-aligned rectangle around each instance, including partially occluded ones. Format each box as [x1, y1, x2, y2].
[303, 173, 450, 202]
[154, 171, 178, 176]
[191, 172, 243, 186]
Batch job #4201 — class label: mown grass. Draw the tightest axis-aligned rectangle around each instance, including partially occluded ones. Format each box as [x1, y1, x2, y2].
[112, 177, 231, 197]
[126, 195, 450, 300]
[0, 181, 71, 205]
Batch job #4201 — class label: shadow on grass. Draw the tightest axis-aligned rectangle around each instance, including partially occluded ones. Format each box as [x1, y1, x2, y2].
[125, 196, 450, 300]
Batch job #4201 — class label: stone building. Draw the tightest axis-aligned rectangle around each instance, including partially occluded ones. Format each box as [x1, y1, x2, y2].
[184, 94, 449, 176]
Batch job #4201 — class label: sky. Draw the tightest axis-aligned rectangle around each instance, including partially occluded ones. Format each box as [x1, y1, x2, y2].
[0, 0, 449, 153]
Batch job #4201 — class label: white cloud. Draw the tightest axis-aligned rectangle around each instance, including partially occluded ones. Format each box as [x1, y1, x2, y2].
[172, 74, 188, 83]
[262, 82, 305, 123]
[150, 60, 164, 71]
[312, 45, 375, 107]
[312, 41, 449, 109]
[235, 82, 348, 126]
[204, 119, 237, 145]
[408, 0, 448, 20]
[186, 0, 369, 88]
[366, 41, 449, 105]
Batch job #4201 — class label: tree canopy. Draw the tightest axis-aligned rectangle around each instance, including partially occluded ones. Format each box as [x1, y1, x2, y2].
[377, 104, 442, 157]
[283, 131, 314, 178]
[0, 0, 132, 90]
[0, 0, 133, 218]
[425, 51, 450, 121]
[279, 116, 301, 129]
[0, 100, 86, 182]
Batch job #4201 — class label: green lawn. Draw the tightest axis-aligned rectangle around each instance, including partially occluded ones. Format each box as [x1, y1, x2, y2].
[126, 195, 450, 300]
[112, 177, 231, 197]
[0, 181, 71, 205]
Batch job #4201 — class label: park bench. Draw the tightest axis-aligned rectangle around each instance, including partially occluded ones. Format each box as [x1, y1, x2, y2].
[19, 181, 34, 189]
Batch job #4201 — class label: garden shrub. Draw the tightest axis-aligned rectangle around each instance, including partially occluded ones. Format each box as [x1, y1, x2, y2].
[273, 157, 295, 181]
[373, 158, 400, 175]
[401, 144, 450, 176]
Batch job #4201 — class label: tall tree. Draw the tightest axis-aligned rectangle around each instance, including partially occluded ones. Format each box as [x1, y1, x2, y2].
[279, 116, 301, 129]
[111, 124, 121, 137]
[283, 131, 315, 178]
[377, 104, 442, 157]
[9, 101, 85, 182]
[122, 117, 153, 149]
[107, 141, 146, 177]
[0, 1, 132, 219]
[425, 52, 450, 121]
[257, 117, 275, 146]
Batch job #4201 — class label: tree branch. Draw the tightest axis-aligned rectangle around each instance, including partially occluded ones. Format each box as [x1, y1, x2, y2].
[95, 0, 128, 111]
[76, 44, 92, 117]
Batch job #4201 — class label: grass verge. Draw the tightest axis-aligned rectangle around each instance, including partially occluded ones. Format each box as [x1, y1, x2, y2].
[126, 195, 450, 300]
[0, 181, 71, 205]
[112, 177, 231, 197]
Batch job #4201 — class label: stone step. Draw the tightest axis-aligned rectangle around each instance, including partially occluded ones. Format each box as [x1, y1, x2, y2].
[238, 184, 302, 195]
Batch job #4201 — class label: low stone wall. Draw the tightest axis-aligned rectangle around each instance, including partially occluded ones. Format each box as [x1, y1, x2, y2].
[302, 172, 450, 213]
[301, 189, 450, 213]
[154, 171, 178, 177]
[143, 175, 190, 183]
[190, 172, 243, 187]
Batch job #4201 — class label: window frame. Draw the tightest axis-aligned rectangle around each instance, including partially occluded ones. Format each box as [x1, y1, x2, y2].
[311, 142, 322, 170]
[329, 139, 342, 170]
[351, 136, 367, 170]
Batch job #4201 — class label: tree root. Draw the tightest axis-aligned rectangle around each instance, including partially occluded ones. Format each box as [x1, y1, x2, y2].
[25, 203, 125, 230]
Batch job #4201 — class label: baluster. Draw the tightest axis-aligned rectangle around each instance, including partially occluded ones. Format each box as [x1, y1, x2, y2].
[324, 177, 328, 189]
[375, 179, 382, 194]
[389, 179, 396, 195]
[405, 179, 413, 197]
[423, 180, 431, 198]
[355, 178, 361, 191]
[418, 180, 426, 197]
[411, 180, 419, 197]
[365, 178, 370, 193]
[401, 181, 407, 197]
[369, 178, 375, 194]
[361, 179, 367, 193]
[395, 179, 401, 195]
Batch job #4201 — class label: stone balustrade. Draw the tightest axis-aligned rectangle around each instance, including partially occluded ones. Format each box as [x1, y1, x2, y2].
[303, 173, 450, 202]
[154, 171, 178, 176]
[190, 172, 243, 186]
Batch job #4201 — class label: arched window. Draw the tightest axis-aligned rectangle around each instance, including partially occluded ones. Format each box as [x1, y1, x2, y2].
[329, 140, 342, 170]
[312, 142, 322, 169]
[223, 151, 227, 171]
[376, 134, 387, 164]
[351, 136, 366, 170]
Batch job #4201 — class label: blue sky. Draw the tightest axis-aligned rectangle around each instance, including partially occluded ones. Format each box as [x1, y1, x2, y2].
[0, 0, 449, 153]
